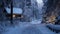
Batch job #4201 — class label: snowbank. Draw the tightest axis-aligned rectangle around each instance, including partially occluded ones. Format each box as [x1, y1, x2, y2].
[46, 24, 60, 30]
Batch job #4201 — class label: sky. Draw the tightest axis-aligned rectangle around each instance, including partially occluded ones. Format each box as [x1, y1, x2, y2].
[37, 0, 43, 3]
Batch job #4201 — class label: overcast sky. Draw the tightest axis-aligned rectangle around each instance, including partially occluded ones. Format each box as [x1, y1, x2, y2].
[36, 0, 44, 10]
[37, 0, 43, 3]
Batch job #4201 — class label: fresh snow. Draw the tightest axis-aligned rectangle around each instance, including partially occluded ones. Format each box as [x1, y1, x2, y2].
[30, 19, 42, 24]
[2, 21, 56, 34]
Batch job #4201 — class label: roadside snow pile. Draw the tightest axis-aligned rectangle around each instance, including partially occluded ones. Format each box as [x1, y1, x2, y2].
[0, 20, 20, 34]
[0, 21, 11, 34]
[58, 32, 60, 34]
[46, 24, 60, 30]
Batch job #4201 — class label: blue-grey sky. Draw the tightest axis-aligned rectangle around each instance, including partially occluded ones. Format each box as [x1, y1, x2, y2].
[37, 0, 43, 3]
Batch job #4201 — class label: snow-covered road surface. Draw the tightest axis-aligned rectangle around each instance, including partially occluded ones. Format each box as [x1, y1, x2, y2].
[2, 23, 56, 34]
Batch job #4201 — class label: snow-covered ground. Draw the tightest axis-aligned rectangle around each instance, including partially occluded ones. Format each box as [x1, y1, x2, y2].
[30, 19, 42, 24]
[1, 20, 56, 34]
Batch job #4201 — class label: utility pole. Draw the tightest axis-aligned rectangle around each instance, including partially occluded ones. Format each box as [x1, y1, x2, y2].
[10, 0, 13, 24]
[22, 0, 25, 14]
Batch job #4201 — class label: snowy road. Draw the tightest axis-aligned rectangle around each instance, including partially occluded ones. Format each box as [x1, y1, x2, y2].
[2, 22, 56, 34]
